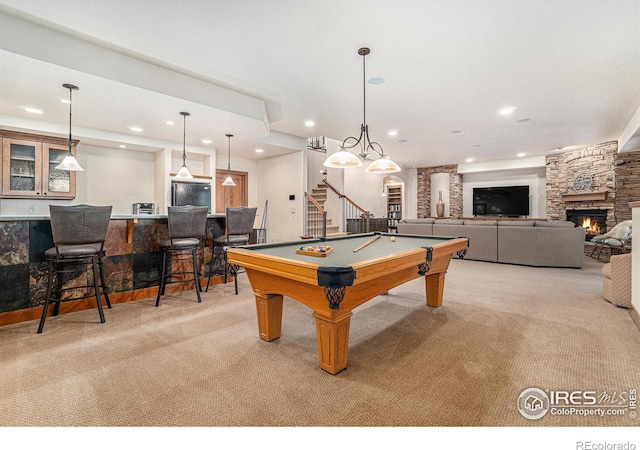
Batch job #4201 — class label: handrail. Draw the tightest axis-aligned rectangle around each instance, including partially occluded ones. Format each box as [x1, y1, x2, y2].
[305, 191, 325, 213]
[322, 179, 370, 216]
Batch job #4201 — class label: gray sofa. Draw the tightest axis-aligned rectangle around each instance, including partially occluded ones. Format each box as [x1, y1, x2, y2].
[397, 218, 585, 268]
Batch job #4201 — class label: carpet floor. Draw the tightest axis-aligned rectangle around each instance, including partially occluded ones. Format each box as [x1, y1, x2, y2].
[1, 255, 638, 429]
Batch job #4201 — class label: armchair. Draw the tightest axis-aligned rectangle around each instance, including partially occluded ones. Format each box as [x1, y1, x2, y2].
[602, 252, 632, 308]
[590, 220, 632, 260]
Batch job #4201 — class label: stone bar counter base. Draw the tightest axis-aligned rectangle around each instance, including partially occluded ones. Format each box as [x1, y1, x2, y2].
[0, 215, 224, 326]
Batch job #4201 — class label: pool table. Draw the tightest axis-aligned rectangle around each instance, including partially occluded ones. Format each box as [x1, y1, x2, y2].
[226, 232, 468, 374]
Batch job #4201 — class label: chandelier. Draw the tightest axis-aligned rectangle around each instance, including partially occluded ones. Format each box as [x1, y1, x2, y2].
[323, 47, 401, 174]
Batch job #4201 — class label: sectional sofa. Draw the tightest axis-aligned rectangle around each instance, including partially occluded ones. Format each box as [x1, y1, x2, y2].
[397, 218, 586, 268]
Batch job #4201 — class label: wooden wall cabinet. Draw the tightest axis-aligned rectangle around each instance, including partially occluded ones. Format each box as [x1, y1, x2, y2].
[0, 130, 77, 199]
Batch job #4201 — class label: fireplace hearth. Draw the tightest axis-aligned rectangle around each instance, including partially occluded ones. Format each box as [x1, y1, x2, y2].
[566, 209, 607, 240]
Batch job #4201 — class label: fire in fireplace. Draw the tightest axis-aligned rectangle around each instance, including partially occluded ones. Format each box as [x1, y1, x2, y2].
[566, 209, 607, 240]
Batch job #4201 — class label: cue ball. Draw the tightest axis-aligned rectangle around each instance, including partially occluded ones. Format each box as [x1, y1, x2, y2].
[390, 236, 396, 242]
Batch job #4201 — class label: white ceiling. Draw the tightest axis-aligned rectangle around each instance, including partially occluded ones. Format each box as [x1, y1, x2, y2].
[0, 0, 639, 168]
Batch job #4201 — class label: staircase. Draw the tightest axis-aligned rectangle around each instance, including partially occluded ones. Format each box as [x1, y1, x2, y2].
[307, 183, 343, 236]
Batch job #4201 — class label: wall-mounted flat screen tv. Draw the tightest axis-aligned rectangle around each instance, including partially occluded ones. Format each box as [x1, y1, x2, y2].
[472, 185, 530, 217]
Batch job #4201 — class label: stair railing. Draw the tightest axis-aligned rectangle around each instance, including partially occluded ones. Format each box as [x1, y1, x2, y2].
[322, 180, 373, 233]
[303, 191, 327, 239]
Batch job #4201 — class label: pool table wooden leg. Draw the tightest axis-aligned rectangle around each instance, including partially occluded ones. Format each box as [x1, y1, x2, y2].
[425, 272, 446, 307]
[313, 311, 353, 374]
[255, 293, 283, 341]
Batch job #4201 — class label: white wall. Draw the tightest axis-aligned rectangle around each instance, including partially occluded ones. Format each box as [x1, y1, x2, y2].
[633, 207, 639, 312]
[0, 143, 158, 215]
[307, 147, 327, 191]
[256, 151, 304, 243]
[403, 168, 418, 220]
[77, 145, 156, 214]
[461, 167, 546, 218]
[0, 139, 267, 218]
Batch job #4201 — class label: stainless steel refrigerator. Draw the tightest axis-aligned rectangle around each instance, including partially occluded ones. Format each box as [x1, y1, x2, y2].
[171, 181, 211, 213]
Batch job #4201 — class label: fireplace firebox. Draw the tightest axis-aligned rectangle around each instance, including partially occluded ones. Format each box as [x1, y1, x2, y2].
[566, 209, 607, 240]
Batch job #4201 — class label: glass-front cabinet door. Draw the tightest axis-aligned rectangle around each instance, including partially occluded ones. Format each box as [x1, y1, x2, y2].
[1, 132, 77, 199]
[2, 138, 43, 196]
[43, 144, 76, 198]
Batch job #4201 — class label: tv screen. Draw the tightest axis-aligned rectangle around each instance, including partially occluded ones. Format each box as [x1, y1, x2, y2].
[473, 186, 530, 217]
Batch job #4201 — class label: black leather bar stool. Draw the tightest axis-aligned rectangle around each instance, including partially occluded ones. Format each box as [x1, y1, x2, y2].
[38, 204, 113, 333]
[205, 206, 257, 294]
[156, 205, 209, 306]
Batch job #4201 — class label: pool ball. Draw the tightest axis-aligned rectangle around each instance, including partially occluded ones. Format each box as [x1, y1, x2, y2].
[390, 236, 396, 242]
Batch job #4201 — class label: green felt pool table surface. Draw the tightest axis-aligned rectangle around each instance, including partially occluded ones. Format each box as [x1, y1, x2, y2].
[242, 232, 462, 266]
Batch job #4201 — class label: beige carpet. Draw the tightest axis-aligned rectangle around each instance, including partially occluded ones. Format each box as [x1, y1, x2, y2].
[1, 256, 638, 428]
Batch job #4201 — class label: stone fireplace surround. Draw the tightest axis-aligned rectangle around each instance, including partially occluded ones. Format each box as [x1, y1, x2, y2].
[416, 141, 640, 226]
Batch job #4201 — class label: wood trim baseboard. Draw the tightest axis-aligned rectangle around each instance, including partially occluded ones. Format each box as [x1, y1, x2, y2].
[0, 275, 226, 328]
[629, 305, 640, 332]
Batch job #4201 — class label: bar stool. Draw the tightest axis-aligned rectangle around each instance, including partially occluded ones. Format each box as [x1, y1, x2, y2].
[205, 206, 257, 294]
[156, 205, 209, 306]
[37, 205, 113, 333]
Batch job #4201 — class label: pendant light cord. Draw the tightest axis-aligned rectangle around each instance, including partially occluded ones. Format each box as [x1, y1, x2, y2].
[226, 134, 233, 175]
[182, 113, 187, 166]
[67, 87, 73, 153]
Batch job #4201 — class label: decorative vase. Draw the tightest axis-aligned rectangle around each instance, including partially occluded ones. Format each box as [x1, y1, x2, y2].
[436, 190, 445, 218]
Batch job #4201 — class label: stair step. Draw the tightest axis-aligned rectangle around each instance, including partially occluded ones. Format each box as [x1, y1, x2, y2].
[307, 218, 332, 225]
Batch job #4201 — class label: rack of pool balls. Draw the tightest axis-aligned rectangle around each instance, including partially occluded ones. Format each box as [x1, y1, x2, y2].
[295, 245, 333, 257]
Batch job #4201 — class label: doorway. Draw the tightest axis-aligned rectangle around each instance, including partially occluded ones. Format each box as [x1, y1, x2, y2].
[215, 169, 248, 213]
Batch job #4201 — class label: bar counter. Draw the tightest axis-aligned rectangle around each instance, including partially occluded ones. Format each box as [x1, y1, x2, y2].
[0, 214, 225, 327]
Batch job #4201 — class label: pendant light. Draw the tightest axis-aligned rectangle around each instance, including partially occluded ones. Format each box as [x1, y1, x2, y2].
[222, 134, 236, 187]
[174, 112, 193, 179]
[323, 47, 400, 174]
[55, 83, 84, 171]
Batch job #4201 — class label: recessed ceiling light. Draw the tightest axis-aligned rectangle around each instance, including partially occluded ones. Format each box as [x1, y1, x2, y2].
[473, 144, 483, 148]
[466, 158, 475, 163]
[130, 126, 143, 132]
[449, 130, 462, 134]
[119, 144, 126, 148]
[398, 139, 408, 143]
[166, 121, 174, 125]
[201, 139, 212, 144]
[500, 106, 517, 115]
[25, 107, 43, 114]
[304, 120, 315, 127]
[255, 148, 264, 153]
[515, 118, 530, 123]
[517, 152, 526, 157]
[368, 77, 385, 85]
[388, 130, 398, 136]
